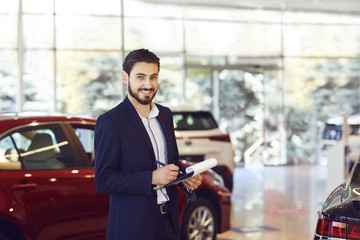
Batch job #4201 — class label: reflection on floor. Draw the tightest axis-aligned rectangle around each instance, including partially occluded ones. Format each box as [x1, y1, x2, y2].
[216, 164, 328, 240]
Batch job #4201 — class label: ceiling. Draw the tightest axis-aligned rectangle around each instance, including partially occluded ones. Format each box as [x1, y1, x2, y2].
[140, 0, 360, 15]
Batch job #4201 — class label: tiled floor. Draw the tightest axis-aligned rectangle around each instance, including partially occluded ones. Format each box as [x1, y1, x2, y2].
[216, 163, 328, 240]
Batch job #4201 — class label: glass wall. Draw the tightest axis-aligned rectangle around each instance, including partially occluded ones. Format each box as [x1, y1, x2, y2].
[1, 0, 360, 165]
[0, 1, 18, 112]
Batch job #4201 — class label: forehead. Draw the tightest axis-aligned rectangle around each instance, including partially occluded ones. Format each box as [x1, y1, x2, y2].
[131, 62, 159, 75]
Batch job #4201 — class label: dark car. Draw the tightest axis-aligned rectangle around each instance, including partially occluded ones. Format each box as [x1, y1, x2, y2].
[314, 158, 360, 239]
[0, 113, 231, 240]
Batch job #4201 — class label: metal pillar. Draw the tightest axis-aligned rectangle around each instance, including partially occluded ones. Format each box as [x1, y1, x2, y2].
[17, 0, 24, 112]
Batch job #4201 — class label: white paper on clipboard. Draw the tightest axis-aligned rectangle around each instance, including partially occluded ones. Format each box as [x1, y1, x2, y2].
[154, 158, 217, 190]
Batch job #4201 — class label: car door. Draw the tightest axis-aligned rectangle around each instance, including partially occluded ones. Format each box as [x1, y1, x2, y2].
[0, 122, 99, 240]
[68, 122, 109, 234]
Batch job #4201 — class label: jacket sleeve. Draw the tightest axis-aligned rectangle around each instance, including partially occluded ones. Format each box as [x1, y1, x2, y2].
[94, 114, 153, 196]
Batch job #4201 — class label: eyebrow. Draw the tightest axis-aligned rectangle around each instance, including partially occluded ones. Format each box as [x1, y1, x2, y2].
[135, 73, 158, 76]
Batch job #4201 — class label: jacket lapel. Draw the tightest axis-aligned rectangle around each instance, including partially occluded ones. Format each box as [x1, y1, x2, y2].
[156, 106, 173, 164]
[123, 97, 156, 160]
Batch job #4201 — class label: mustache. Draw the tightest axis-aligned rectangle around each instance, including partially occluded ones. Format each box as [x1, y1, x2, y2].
[140, 88, 154, 91]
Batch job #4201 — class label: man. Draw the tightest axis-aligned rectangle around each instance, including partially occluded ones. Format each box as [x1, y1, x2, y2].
[94, 48, 202, 240]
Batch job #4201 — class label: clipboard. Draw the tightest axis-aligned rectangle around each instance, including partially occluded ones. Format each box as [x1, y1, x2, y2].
[153, 158, 217, 190]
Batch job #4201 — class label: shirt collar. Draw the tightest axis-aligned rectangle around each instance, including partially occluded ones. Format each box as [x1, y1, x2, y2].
[148, 102, 159, 120]
[131, 100, 159, 120]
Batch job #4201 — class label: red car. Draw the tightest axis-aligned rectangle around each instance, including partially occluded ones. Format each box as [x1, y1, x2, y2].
[0, 113, 231, 240]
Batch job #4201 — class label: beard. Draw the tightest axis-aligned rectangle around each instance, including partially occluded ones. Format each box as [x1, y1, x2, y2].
[128, 81, 157, 105]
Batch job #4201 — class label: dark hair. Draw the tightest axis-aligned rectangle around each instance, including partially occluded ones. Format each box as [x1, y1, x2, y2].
[122, 49, 160, 75]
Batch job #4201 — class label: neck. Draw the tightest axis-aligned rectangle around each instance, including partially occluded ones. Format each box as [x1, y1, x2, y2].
[128, 95, 151, 119]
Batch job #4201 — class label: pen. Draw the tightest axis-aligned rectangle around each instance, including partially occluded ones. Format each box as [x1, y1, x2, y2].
[155, 160, 183, 174]
[155, 160, 165, 167]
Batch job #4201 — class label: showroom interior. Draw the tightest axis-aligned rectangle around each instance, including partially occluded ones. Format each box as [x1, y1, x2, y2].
[1, 0, 360, 239]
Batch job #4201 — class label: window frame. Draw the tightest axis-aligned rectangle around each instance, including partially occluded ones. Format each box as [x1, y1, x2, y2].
[0, 121, 94, 170]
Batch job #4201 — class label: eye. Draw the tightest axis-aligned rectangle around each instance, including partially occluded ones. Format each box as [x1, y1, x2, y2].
[137, 76, 144, 80]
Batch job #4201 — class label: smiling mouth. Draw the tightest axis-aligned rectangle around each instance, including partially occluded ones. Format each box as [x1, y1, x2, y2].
[140, 88, 154, 95]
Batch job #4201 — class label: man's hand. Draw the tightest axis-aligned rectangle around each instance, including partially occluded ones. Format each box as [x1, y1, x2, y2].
[152, 164, 179, 185]
[183, 175, 202, 191]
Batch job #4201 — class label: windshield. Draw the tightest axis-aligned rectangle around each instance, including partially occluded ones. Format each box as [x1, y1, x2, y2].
[172, 111, 218, 131]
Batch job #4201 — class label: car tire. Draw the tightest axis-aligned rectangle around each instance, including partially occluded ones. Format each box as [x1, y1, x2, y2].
[0, 232, 13, 240]
[180, 197, 218, 240]
[0, 223, 25, 240]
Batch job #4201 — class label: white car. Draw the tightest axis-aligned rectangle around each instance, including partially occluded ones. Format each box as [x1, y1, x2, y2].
[171, 105, 234, 191]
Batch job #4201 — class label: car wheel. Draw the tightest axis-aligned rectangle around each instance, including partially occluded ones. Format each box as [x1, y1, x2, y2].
[0, 232, 12, 240]
[181, 197, 218, 240]
[0, 223, 24, 240]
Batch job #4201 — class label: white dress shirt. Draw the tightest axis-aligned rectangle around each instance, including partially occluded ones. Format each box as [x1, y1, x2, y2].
[136, 102, 169, 204]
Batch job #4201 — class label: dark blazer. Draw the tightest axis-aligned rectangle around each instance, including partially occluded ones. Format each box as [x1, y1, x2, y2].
[94, 96, 185, 240]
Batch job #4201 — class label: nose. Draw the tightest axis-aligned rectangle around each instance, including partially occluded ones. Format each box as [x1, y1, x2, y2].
[144, 77, 151, 86]
[143, 77, 153, 89]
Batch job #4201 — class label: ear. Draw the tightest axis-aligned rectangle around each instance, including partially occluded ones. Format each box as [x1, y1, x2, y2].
[122, 71, 128, 85]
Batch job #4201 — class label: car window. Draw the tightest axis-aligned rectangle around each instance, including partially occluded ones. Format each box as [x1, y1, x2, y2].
[0, 125, 76, 170]
[0, 136, 22, 170]
[173, 111, 218, 130]
[322, 125, 342, 140]
[72, 125, 95, 166]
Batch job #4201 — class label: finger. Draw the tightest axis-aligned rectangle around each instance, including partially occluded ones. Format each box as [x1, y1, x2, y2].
[183, 181, 191, 189]
[167, 164, 179, 171]
[169, 170, 179, 177]
[184, 180, 196, 190]
[187, 178, 201, 188]
[193, 178, 202, 185]
[187, 178, 198, 185]
[166, 174, 177, 182]
[193, 176, 202, 184]
[193, 175, 202, 181]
